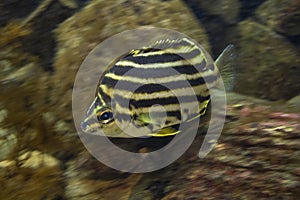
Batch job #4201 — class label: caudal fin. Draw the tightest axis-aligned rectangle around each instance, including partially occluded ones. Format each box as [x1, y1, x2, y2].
[215, 44, 236, 92]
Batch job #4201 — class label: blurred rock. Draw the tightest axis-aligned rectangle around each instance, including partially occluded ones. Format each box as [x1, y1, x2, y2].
[256, 0, 300, 36]
[0, 160, 16, 168]
[184, 0, 240, 58]
[18, 150, 60, 169]
[0, 128, 17, 161]
[0, 62, 39, 85]
[287, 94, 300, 111]
[239, 0, 267, 21]
[0, 109, 7, 123]
[52, 0, 210, 122]
[235, 19, 300, 100]
[0, 158, 64, 200]
[64, 153, 142, 200]
[198, 0, 240, 24]
[128, 95, 300, 199]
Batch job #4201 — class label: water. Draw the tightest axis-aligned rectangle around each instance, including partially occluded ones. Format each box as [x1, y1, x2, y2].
[0, 0, 299, 199]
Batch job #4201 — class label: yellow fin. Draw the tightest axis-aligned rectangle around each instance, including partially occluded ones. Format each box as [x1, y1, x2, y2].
[130, 49, 141, 55]
[148, 126, 180, 137]
[186, 99, 210, 123]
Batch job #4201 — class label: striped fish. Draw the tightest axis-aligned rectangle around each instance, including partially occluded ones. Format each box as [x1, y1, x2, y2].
[81, 38, 234, 138]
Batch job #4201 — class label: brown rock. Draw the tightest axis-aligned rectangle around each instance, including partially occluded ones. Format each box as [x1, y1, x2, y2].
[0, 163, 64, 199]
[64, 155, 142, 200]
[128, 95, 300, 199]
[255, 0, 300, 36]
[235, 20, 300, 100]
[198, 0, 240, 24]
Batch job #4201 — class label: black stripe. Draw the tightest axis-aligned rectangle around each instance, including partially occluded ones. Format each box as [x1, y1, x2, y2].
[115, 110, 182, 123]
[123, 49, 201, 64]
[130, 94, 210, 108]
[207, 63, 215, 71]
[114, 113, 132, 123]
[112, 60, 206, 79]
[98, 87, 111, 103]
[101, 75, 216, 93]
[112, 93, 210, 109]
[167, 110, 181, 119]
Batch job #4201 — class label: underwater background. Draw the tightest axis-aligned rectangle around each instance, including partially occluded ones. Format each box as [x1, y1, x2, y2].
[0, 0, 299, 199]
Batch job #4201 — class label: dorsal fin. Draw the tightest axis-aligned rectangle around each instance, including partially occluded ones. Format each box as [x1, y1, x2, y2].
[148, 38, 195, 50]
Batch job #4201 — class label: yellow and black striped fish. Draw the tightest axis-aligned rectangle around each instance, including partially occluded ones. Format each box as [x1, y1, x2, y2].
[81, 38, 234, 138]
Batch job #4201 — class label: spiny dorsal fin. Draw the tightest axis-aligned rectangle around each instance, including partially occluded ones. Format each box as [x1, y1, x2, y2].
[148, 38, 195, 49]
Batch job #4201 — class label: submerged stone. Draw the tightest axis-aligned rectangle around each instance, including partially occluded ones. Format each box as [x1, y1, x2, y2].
[256, 0, 300, 36]
[235, 20, 300, 100]
[0, 128, 17, 161]
[18, 150, 60, 169]
[198, 0, 240, 24]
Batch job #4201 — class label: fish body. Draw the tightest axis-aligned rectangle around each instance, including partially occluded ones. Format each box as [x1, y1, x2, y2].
[81, 38, 234, 138]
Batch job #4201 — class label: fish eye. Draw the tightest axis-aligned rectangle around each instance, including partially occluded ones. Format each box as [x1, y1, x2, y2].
[97, 110, 114, 124]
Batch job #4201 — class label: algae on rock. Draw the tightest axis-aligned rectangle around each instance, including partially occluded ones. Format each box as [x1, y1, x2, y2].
[255, 0, 300, 36]
[198, 0, 240, 24]
[235, 20, 300, 100]
[0, 164, 65, 200]
[0, 16, 82, 176]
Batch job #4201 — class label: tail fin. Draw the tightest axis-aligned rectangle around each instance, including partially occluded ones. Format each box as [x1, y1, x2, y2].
[215, 44, 236, 92]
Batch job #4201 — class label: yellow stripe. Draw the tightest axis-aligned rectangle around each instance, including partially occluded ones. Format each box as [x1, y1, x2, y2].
[112, 99, 208, 117]
[105, 67, 216, 85]
[115, 116, 179, 126]
[133, 45, 199, 57]
[116, 54, 205, 69]
[97, 88, 106, 105]
[100, 81, 213, 101]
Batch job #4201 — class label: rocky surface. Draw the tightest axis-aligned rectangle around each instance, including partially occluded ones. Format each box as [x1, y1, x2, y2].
[18, 150, 60, 169]
[235, 19, 300, 100]
[0, 151, 64, 200]
[56, 93, 300, 200]
[127, 94, 300, 199]
[0, 0, 83, 71]
[255, 0, 300, 37]
[64, 152, 142, 200]
[198, 0, 240, 24]
[185, 0, 300, 101]
[0, 127, 17, 161]
[184, 0, 241, 58]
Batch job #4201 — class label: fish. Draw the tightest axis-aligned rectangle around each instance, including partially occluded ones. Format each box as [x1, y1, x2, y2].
[81, 38, 235, 138]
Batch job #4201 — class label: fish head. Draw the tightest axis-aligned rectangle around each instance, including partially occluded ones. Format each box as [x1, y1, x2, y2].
[81, 96, 124, 137]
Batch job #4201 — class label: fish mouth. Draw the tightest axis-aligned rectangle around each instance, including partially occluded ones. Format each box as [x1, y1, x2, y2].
[80, 121, 96, 133]
[80, 121, 106, 136]
[80, 121, 88, 132]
